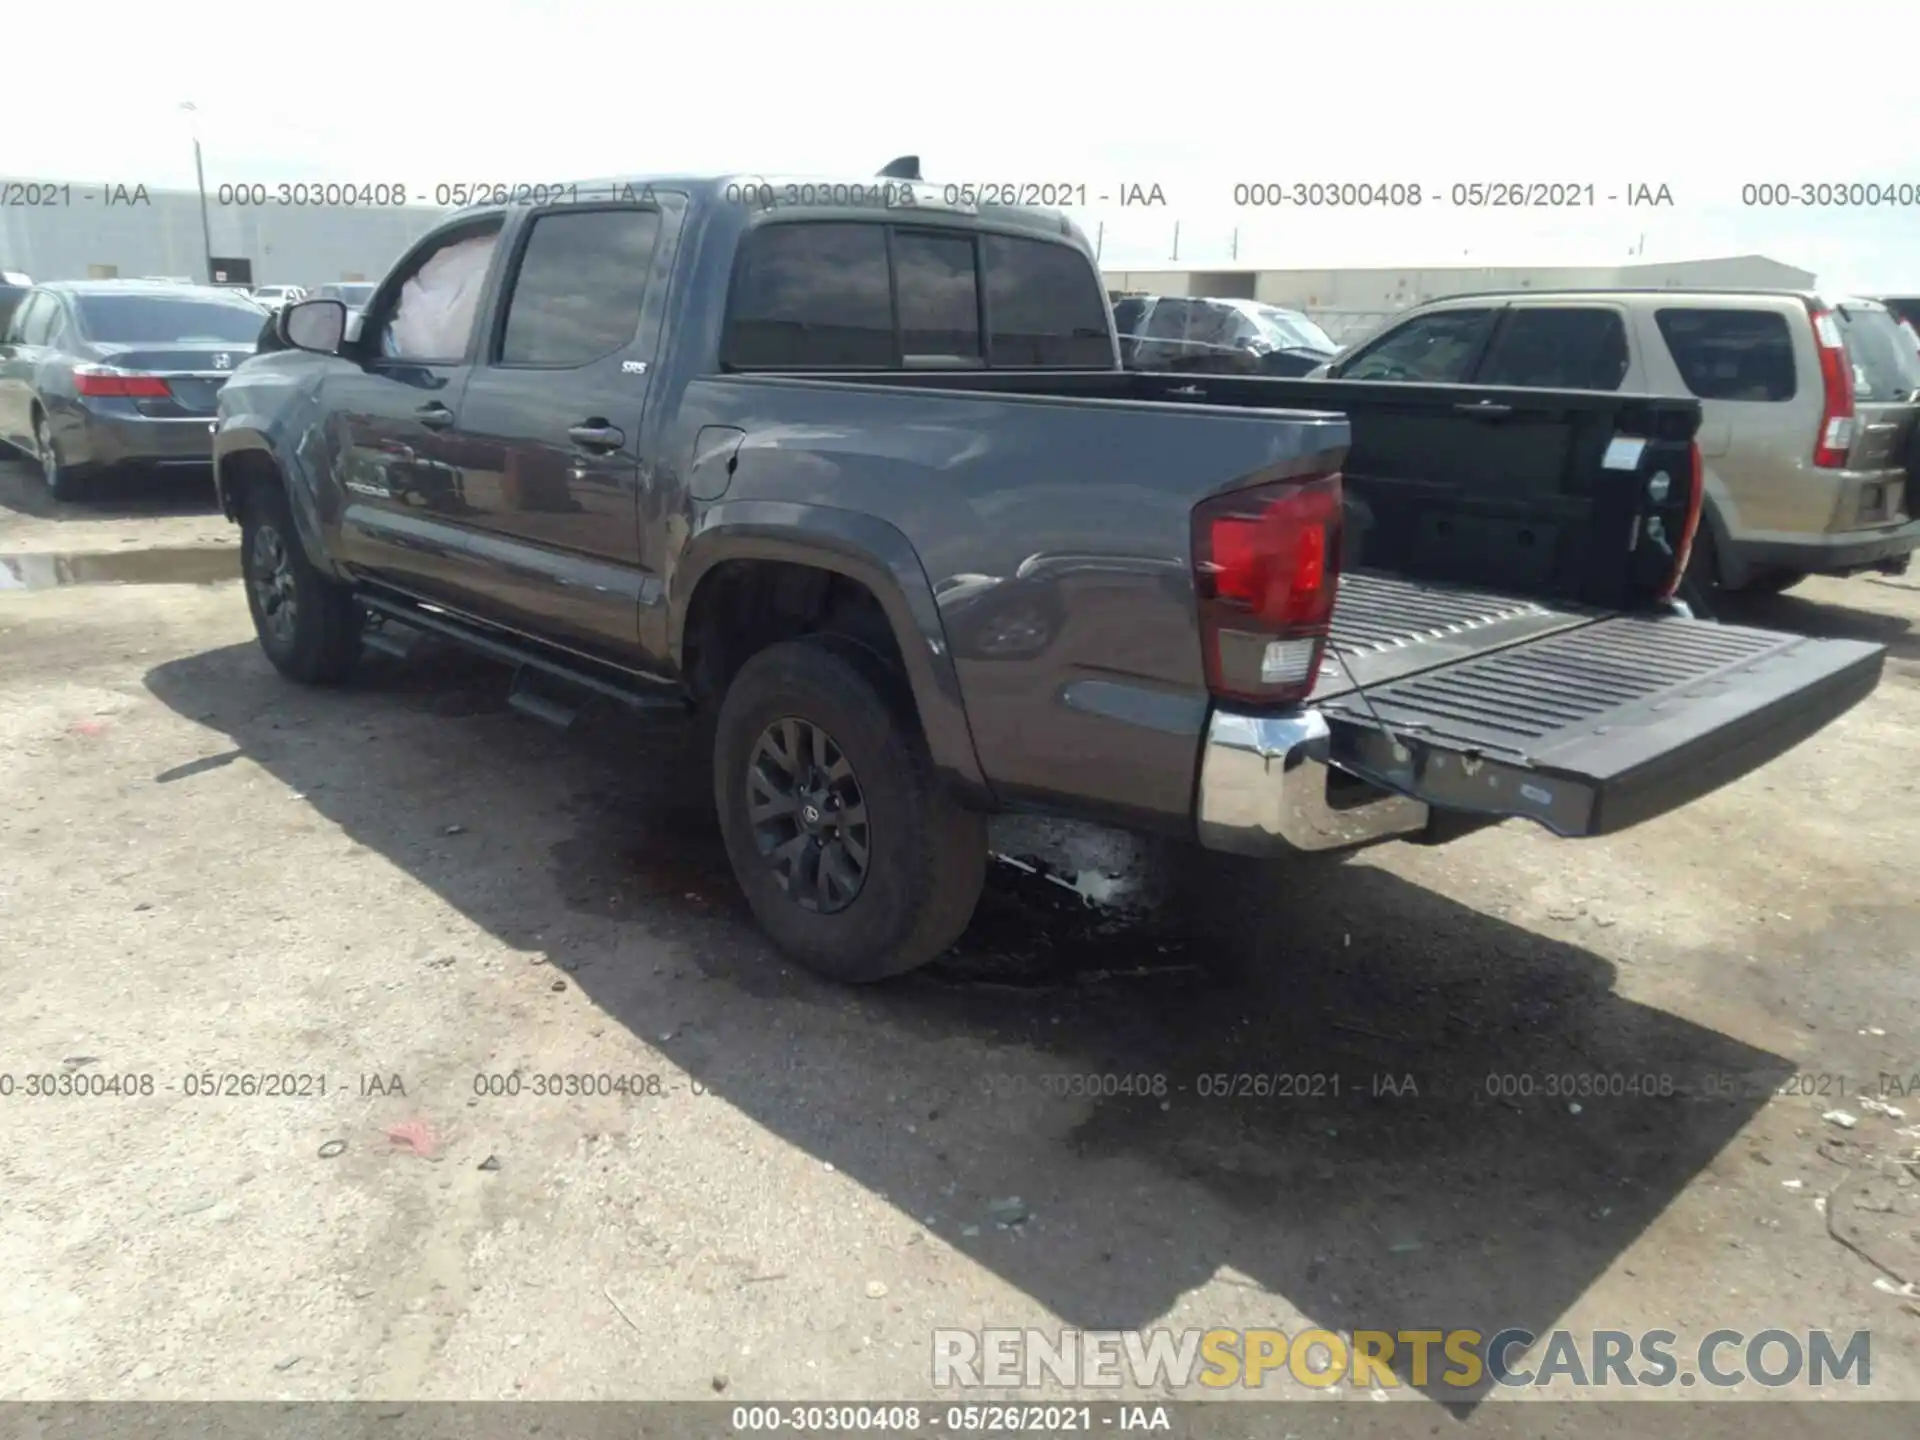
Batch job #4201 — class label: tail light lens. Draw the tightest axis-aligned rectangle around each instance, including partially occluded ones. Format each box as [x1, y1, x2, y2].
[1658, 440, 1706, 600]
[1806, 305, 1856, 468]
[73, 365, 171, 398]
[1191, 473, 1343, 705]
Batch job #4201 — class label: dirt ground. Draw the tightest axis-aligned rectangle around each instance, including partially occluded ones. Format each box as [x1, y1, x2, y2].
[3, 459, 1919, 1421]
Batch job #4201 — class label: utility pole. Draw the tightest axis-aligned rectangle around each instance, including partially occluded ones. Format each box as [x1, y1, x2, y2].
[180, 102, 216, 283]
[1095, 221, 1104, 261]
[1230, 227, 1239, 261]
[1170, 221, 1180, 263]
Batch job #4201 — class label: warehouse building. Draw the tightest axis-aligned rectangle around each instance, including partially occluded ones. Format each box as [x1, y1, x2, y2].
[1102, 255, 1820, 345]
[0, 179, 447, 288]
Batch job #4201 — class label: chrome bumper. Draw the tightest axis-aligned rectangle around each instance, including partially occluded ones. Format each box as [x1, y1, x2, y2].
[1196, 708, 1430, 856]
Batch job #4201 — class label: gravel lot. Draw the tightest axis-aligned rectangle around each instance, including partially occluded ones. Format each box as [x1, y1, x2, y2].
[3, 460, 1919, 1420]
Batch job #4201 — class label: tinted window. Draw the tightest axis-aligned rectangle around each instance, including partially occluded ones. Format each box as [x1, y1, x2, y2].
[1474, 307, 1630, 390]
[499, 208, 663, 367]
[1655, 309, 1796, 402]
[893, 231, 980, 361]
[1878, 297, 1920, 330]
[980, 234, 1110, 367]
[1143, 299, 1192, 341]
[1836, 307, 1920, 401]
[74, 294, 266, 344]
[724, 223, 893, 368]
[1248, 305, 1336, 353]
[1111, 298, 1147, 337]
[1342, 308, 1494, 382]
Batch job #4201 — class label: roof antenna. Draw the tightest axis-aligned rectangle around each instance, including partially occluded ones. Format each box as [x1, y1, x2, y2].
[877, 155, 921, 180]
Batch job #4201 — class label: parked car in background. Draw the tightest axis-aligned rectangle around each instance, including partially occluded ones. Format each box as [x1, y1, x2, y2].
[0, 281, 266, 500]
[251, 284, 307, 312]
[1113, 295, 1338, 377]
[1311, 289, 1920, 595]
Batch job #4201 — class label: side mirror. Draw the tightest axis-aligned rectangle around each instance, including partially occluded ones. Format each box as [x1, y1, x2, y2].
[282, 298, 348, 355]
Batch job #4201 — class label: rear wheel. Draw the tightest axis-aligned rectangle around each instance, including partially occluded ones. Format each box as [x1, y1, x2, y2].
[33, 410, 89, 503]
[239, 483, 362, 684]
[714, 637, 986, 983]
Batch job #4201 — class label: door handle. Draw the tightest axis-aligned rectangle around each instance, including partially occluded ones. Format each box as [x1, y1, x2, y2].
[567, 421, 627, 453]
[415, 403, 455, 430]
[1453, 400, 1513, 420]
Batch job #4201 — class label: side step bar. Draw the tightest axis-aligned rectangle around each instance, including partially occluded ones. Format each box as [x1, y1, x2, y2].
[357, 593, 690, 721]
[1319, 613, 1885, 838]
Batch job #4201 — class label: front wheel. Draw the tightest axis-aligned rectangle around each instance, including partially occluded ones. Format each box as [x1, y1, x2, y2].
[714, 638, 987, 983]
[239, 483, 362, 684]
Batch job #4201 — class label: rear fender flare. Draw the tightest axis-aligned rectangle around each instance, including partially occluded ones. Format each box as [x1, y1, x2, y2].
[213, 425, 344, 581]
[671, 500, 989, 797]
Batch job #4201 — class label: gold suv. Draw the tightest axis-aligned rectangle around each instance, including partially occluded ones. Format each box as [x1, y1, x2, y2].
[1315, 291, 1920, 593]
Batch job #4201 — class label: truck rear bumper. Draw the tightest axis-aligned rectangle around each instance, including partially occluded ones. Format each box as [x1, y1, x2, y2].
[1195, 708, 1431, 856]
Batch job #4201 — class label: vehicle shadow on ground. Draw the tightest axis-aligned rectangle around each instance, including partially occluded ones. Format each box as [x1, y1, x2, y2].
[146, 639, 1788, 1409]
[0, 457, 221, 522]
[1715, 586, 1920, 663]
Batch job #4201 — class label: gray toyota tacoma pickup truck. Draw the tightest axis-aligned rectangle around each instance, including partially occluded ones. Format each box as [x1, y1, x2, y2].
[213, 173, 1885, 982]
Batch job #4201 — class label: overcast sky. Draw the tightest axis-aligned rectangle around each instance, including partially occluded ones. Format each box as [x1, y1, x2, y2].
[9, 0, 1918, 289]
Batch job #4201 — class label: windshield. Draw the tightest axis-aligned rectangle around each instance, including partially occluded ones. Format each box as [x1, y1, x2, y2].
[75, 294, 269, 344]
[1245, 304, 1336, 353]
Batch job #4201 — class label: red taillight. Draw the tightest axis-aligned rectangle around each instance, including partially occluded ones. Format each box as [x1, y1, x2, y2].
[1806, 305, 1856, 468]
[1191, 473, 1343, 705]
[73, 367, 171, 398]
[1659, 440, 1707, 600]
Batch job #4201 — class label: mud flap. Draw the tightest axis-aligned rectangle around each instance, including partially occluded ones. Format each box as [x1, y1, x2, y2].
[1318, 614, 1884, 837]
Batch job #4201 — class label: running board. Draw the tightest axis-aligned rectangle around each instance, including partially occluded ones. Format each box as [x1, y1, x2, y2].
[1321, 613, 1885, 837]
[356, 593, 690, 717]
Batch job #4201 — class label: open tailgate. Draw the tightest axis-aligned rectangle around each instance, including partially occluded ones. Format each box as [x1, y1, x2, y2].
[1315, 575, 1884, 837]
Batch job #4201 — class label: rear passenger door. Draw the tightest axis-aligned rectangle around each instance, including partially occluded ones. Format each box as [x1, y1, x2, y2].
[448, 197, 684, 663]
[1469, 303, 1634, 391]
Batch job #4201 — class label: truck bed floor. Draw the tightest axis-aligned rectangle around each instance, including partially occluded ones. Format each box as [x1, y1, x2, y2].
[1314, 571, 1594, 700]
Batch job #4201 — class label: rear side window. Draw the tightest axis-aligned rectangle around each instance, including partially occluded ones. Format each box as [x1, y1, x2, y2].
[893, 230, 980, 361]
[1654, 309, 1795, 402]
[498, 208, 663, 366]
[723, 223, 894, 368]
[1836, 307, 1920, 401]
[1342, 309, 1494, 383]
[1475, 307, 1629, 390]
[979, 234, 1111, 367]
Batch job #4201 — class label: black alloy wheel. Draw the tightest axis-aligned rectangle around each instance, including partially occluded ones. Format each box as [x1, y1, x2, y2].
[746, 716, 871, 914]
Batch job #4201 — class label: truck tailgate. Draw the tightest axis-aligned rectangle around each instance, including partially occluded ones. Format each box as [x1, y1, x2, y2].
[1317, 578, 1884, 837]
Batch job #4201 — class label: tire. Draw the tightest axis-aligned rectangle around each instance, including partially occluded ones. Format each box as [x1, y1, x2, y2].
[33, 409, 90, 503]
[713, 637, 987, 983]
[239, 482, 362, 685]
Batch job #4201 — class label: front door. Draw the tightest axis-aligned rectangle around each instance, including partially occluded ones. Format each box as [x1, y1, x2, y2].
[440, 198, 682, 666]
[325, 218, 507, 599]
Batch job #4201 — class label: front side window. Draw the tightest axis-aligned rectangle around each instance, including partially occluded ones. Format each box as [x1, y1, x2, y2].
[1341, 308, 1496, 382]
[498, 208, 663, 367]
[380, 224, 503, 362]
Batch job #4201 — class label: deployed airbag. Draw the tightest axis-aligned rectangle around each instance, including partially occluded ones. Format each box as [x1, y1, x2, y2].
[385, 233, 497, 358]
